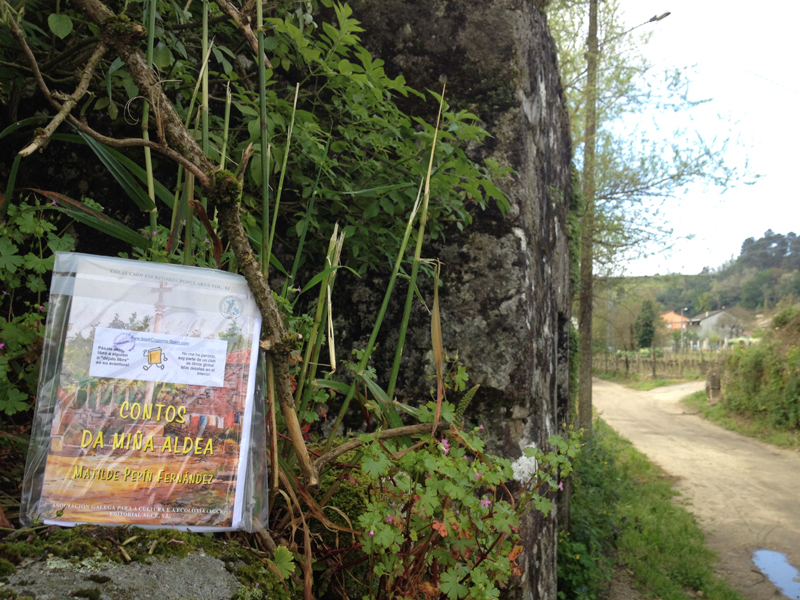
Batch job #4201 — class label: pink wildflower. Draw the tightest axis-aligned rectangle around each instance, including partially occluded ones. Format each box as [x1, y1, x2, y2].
[369, 530, 374, 537]
[559, 481, 564, 491]
[479, 425, 484, 430]
[38, 305, 44, 311]
[440, 439, 450, 456]
[0, 343, 4, 350]
[481, 498, 491, 508]
[386, 516, 393, 523]
[475, 472, 483, 480]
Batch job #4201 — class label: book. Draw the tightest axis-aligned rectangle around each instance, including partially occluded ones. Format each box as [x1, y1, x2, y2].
[24, 253, 264, 531]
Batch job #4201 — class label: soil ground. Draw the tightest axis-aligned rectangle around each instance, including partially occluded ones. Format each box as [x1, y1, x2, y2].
[594, 378, 800, 600]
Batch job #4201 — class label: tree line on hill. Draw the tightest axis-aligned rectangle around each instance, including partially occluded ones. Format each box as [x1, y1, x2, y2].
[656, 230, 800, 313]
[593, 230, 800, 353]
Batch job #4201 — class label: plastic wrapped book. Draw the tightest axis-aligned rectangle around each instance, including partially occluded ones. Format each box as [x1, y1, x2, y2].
[20, 253, 268, 531]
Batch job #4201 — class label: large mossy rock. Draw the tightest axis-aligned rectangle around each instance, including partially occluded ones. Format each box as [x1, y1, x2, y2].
[337, 1, 573, 598]
[0, 526, 290, 600]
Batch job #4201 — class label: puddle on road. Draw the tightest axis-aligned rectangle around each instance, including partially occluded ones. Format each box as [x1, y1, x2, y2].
[752, 550, 800, 599]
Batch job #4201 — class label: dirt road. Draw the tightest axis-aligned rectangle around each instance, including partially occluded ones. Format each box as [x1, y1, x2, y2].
[593, 378, 800, 600]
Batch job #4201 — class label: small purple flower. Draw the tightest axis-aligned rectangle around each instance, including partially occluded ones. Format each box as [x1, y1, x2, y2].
[0, 343, 4, 349]
[481, 498, 491, 508]
[479, 425, 484, 430]
[559, 481, 564, 491]
[204, 237, 210, 244]
[440, 439, 450, 456]
[38, 305, 45, 311]
[475, 472, 483, 480]
[386, 516, 392, 523]
[369, 530, 374, 537]
[255, 583, 259, 588]
[2, 290, 9, 295]
[152, 230, 158, 236]
[51, 198, 58, 206]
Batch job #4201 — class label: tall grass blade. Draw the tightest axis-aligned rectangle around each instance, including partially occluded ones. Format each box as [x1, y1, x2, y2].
[142, 0, 158, 245]
[283, 135, 331, 299]
[0, 116, 48, 141]
[325, 181, 424, 448]
[201, 0, 210, 177]
[266, 83, 300, 268]
[220, 82, 231, 169]
[295, 229, 340, 410]
[183, 172, 195, 265]
[431, 260, 444, 433]
[257, 0, 270, 277]
[49, 133, 174, 208]
[25, 189, 150, 249]
[81, 134, 155, 212]
[326, 232, 345, 373]
[386, 88, 446, 400]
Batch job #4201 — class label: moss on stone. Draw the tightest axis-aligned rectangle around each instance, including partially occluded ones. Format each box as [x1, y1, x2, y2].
[0, 557, 16, 577]
[0, 525, 295, 597]
[72, 587, 102, 600]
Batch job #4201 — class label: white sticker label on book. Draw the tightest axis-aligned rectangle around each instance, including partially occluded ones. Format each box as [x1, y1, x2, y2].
[89, 327, 228, 387]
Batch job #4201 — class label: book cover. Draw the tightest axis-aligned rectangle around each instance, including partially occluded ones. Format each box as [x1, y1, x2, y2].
[34, 254, 262, 530]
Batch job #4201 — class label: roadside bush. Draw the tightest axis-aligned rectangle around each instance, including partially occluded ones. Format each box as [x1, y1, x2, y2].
[557, 425, 623, 599]
[724, 341, 800, 430]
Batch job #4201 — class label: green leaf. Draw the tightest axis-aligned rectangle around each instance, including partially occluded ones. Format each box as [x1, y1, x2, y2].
[2, 387, 29, 415]
[271, 546, 296, 579]
[0, 238, 24, 274]
[441, 569, 469, 600]
[312, 379, 351, 395]
[152, 44, 174, 70]
[23, 253, 50, 274]
[48, 14, 73, 39]
[361, 451, 390, 479]
[298, 264, 359, 295]
[338, 59, 353, 75]
[0, 116, 48, 141]
[106, 56, 125, 100]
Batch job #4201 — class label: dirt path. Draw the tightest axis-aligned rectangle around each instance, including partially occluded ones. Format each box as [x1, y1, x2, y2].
[593, 378, 800, 600]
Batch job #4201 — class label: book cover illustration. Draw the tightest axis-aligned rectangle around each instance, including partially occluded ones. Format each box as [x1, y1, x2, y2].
[36, 255, 262, 530]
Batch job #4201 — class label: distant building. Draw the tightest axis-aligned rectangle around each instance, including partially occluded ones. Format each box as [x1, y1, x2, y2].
[688, 310, 744, 343]
[661, 310, 689, 331]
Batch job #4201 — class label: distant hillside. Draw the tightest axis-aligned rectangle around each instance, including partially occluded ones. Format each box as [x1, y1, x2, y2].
[615, 230, 800, 315]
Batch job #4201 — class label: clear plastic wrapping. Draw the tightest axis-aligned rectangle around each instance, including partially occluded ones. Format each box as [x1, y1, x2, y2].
[21, 252, 268, 531]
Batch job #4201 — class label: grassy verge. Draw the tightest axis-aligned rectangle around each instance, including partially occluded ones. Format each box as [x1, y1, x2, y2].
[593, 371, 695, 391]
[558, 419, 744, 600]
[682, 391, 800, 449]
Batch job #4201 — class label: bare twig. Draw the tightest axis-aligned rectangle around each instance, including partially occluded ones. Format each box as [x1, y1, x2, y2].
[18, 42, 108, 156]
[214, 0, 273, 69]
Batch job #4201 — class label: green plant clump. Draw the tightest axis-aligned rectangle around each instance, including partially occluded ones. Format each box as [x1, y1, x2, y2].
[559, 420, 745, 600]
[724, 338, 800, 430]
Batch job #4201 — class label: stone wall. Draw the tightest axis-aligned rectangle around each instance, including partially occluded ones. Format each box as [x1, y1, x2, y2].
[336, 1, 574, 597]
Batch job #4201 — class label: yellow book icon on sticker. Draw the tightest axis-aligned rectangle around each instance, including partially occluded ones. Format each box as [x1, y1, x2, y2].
[143, 347, 167, 371]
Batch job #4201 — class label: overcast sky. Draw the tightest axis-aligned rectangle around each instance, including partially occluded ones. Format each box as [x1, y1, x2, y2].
[614, 0, 799, 275]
